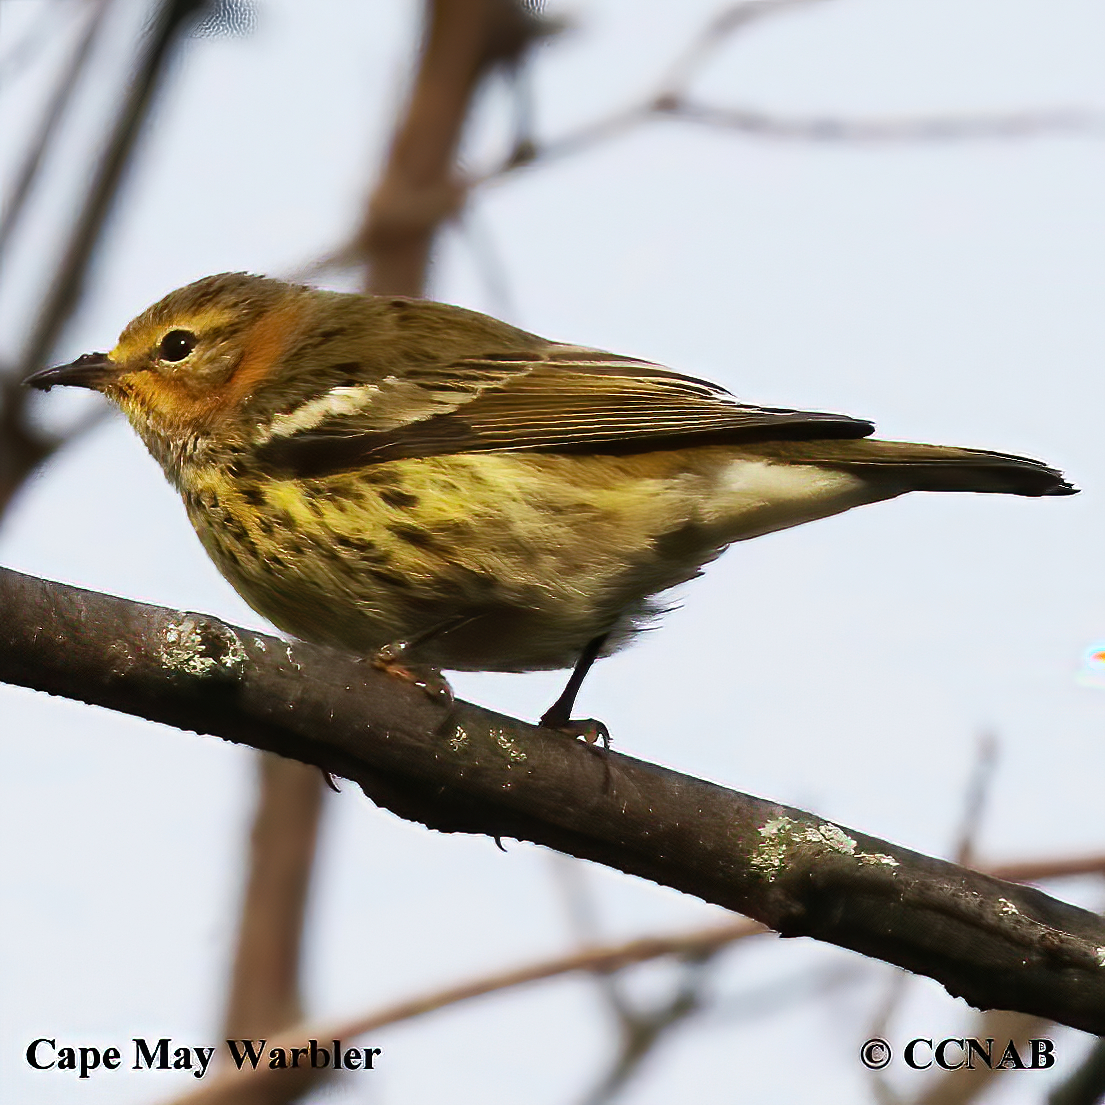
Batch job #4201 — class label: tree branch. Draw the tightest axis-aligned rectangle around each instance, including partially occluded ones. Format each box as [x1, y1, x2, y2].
[16, 0, 210, 379]
[165, 918, 764, 1105]
[470, 0, 1103, 188]
[0, 0, 111, 260]
[1049, 1036, 1105, 1105]
[342, 0, 554, 294]
[989, 855, 1105, 884]
[2, 565, 1103, 1035]
[656, 99, 1105, 143]
[0, 0, 210, 519]
[220, 753, 324, 1042]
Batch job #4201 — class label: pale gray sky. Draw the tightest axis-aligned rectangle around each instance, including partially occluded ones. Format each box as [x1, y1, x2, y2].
[2, 2, 1103, 1102]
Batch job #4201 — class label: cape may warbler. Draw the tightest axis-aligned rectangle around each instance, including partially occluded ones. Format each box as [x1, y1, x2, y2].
[27, 273, 1076, 734]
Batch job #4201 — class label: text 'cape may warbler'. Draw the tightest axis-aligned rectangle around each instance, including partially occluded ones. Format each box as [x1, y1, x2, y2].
[26, 273, 1077, 736]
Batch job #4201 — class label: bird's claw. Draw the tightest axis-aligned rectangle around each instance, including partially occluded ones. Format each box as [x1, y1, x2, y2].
[540, 713, 611, 749]
[372, 641, 454, 706]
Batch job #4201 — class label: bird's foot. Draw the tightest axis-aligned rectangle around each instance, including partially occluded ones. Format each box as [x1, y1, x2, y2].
[539, 707, 610, 750]
[371, 641, 454, 706]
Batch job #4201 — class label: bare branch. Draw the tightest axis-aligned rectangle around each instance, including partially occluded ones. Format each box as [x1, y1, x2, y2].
[16, 0, 210, 378]
[0, 0, 111, 259]
[867, 733, 1003, 1105]
[578, 954, 716, 1105]
[474, 103, 650, 183]
[0, 0, 209, 518]
[988, 854, 1105, 884]
[551, 857, 636, 1023]
[334, 0, 556, 294]
[550, 857, 724, 1105]
[656, 0, 830, 98]
[2, 565, 1104, 1036]
[221, 754, 325, 1042]
[1049, 1036, 1105, 1105]
[167, 919, 764, 1105]
[477, 99, 1102, 188]
[953, 733, 998, 868]
[659, 99, 1105, 143]
[472, 1, 1103, 188]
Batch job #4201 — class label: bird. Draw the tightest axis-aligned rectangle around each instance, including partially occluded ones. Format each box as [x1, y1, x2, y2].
[25, 272, 1077, 739]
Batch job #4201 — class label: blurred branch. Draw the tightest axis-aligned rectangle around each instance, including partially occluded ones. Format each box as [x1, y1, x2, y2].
[0, 0, 209, 519]
[3, 566, 1105, 1037]
[656, 100, 1104, 143]
[338, 0, 557, 294]
[865, 968, 910, 1105]
[869, 734, 1021, 1105]
[17, 0, 209, 377]
[0, 373, 57, 520]
[0, 0, 111, 259]
[655, 0, 830, 95]
[221, 754, 324, 1043]
[167, 918, 765, 1105]
[907, 752, 1050, 1105]
[551, 858, 722, 1105]
[552, 857, 634, 1020]
[868, 735, 1104, 1105]
[953, 733, 997, 868]
[1049, 1036, 1105, 1105]
[471, 0, 1103, 187]
[988, 855, 1105, 883]
[577, 953, 717, 1105]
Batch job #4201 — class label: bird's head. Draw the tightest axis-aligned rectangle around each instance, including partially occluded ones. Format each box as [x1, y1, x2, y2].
[25, 273, 314, 446]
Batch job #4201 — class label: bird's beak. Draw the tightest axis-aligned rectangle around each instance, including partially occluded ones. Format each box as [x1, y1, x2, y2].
[23, 352, 118, 392]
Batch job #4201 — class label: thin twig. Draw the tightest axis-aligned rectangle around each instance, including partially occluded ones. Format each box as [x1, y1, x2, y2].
[578, 952, 717, 1105]
[17, 0, 210, 378]
[987, 854, 1105, 884]
[0, 0, 111, 258]
[456, 204, 522, 321]
[549, 856, 729, 1105]
[655, 0, 829, 97]
[662, 100, 1105, 143]
[866, 732, 1002, 1103]
[166, 919, 765, 1105]
[470, 1, 1103, 189]
[221, 754, 325, 1044]
[954, 733, 998, 868]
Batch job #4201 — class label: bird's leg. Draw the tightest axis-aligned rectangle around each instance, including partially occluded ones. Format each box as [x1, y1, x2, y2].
[540, 634, 610, 747]
[371, 615, 477, 707]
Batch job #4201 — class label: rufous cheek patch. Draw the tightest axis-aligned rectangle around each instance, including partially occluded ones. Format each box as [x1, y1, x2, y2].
[206, 300, 306, 419]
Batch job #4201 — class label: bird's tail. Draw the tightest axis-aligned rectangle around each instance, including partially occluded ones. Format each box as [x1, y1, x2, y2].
[751, 439, 1078, 497]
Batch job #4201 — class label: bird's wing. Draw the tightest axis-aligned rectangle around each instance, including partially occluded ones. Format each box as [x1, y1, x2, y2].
[254, 346, 874, 478]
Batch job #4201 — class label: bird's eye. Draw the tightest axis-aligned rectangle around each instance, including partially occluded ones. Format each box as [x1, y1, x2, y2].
[158, 329, 197, 362]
